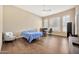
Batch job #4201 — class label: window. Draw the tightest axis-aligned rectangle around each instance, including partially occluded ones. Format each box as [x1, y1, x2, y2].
[62, 15, 70, 32]
[43, 18, 48, 28]
[49, 17, 61, 32]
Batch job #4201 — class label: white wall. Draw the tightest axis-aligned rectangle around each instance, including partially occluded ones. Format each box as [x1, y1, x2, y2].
[77, 6, 79, 36]
[0, 6, 2, 51]
[75, 6, 79, 36]
[43, 8, 75, 36]
[3, 6, 42, 34]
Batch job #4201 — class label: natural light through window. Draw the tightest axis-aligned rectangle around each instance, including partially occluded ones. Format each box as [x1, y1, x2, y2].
[43, 18, 48, 28]
[49, 17, 61, 32]
[63, 15, 70, 32]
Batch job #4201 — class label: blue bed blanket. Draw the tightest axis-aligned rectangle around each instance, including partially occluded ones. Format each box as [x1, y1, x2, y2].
[21, 31, 43, 43]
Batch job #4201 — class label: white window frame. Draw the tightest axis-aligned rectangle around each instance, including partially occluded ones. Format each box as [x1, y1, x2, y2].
[62, 15, 71, 32]
[49, 17, 61, 32]
[43, 18, 48, 28]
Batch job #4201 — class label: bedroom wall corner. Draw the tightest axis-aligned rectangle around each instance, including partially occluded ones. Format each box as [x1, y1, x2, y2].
[3, 6, 42, 36]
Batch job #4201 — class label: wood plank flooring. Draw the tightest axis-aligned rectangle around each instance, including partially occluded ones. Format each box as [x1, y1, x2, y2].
[1, 36, 79, 54]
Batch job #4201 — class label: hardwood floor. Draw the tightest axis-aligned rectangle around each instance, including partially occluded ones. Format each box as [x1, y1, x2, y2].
[1, 35, 79, 54]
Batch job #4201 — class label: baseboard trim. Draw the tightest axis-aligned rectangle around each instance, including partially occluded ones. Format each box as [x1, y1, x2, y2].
[48, 34, 67, 38]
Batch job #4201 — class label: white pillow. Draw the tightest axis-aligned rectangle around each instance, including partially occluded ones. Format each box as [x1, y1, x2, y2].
[20, 28, 37, 32]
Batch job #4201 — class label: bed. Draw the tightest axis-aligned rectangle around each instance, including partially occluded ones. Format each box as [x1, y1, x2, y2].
[21, 29, 43, 43]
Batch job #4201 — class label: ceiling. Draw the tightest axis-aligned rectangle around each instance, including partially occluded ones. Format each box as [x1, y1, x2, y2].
[15, 5, 75, 17]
